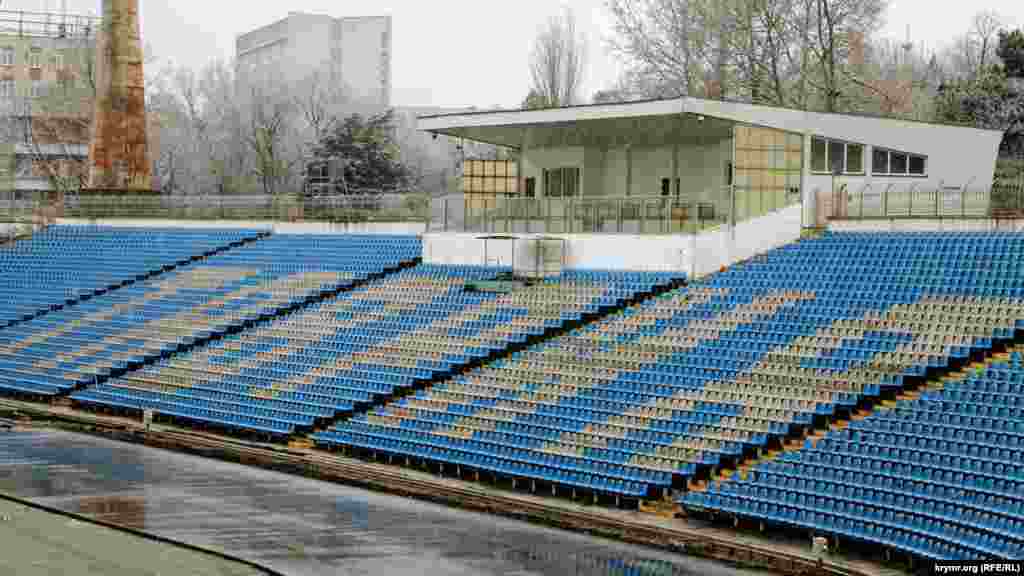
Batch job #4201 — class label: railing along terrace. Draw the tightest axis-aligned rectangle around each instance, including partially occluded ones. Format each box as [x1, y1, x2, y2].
[830, 182, 1024, 220]
[0, 9, 99, 39]
[436, 192, 738, 235]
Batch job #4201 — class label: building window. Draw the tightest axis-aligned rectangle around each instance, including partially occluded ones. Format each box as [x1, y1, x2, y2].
[811, 138, 827, 173]
[890, 152, 907, 174]
[871, 147, 927, 177]
[0, 79, 13, 100]
[846, 144, 863, 174]
[812, 137, 865, 175]
[542, 167, 579, 197]
[908, 155, 926, 176]
[0, 47, 13, 66]
[53, 53, 64, 71]
[524, 177, 536, 198]
[660, 178, 670, 197]
[30, 79, 43, 98]
[871, 148, 888, 175]
[29, 49, 42, 69]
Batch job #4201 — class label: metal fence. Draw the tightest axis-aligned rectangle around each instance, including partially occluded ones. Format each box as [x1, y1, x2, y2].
[431, 194, 733, 234]
[0, 190, 434, 224]
[830, 183, 1024, 220]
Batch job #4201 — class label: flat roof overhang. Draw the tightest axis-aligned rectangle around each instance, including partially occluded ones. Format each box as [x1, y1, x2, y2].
[418, 97, 1004, 154]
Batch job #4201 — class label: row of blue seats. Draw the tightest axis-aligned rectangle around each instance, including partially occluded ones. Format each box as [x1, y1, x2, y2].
[715, 477, 1024, 541]
[684, 491, 1017, 560]
[315, 428, 656, 497]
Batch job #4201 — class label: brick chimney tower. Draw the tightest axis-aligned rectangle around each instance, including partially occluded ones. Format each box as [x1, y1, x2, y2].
[87, 0, 152, 190]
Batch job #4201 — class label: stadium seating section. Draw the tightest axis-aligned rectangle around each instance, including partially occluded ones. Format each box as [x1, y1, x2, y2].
[0, 225, 262, 328]
[85, 267, 675, 435]
[323, 232, 1024, 507]
[684, 347, 1024, 561]
[0, 233, 421, 397]
[1, 226, 1023, 563]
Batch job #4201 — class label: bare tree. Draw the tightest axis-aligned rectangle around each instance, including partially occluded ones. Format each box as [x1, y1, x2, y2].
[972, 11, 1005, 75]
[244, 81, 297, 195]
[527, 7, 587, 107]
[200, 59, 248, 194]
[293, 68, 348, 145]
[606, 0, 700, 97]
[724, 0, 800, 106]
[806, 0, 886, 112]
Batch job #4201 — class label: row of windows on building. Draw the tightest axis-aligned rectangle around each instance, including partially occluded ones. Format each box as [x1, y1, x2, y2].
[811, 137, 927, 177]
[0, 46, 67, 70]
[522, 150, 922, 200]
[0, 78, 78, 100]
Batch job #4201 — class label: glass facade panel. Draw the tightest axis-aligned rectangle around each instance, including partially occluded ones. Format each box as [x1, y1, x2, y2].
[872, 148, 888, 175]
[909, 155, 926, 175]
[734, 125, 803, 223]
[811, 138, 827, 173]
[828, 141, 845, 174]
[846, 144, 864, 174]
[890, 152, 908, 175]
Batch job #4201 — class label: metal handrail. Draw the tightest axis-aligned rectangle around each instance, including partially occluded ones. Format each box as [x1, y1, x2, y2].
[831, 183, 1023, 220]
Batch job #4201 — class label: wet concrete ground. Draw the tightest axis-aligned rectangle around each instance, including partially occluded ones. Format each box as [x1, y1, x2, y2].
[0, 497, 263, 576]
[0, 429, 766, 576]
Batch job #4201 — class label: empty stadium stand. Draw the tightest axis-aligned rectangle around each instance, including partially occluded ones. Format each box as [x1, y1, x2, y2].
[0, 233, 421, 398]
[673, 231, 1024, 561]
[81, 266, 679, 436]
[2, 224, 1023, 565]
[682, 345, 1024, 561]
[0, 225, 265, 328]
[318, 231, 1024, 513]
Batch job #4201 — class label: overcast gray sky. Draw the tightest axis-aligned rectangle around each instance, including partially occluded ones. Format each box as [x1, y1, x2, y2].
[6, 0, 1024, 109]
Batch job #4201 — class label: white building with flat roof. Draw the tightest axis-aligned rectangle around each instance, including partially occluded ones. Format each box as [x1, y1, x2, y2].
[416, 97, 1006, 275]
[236, 12, 391, 108]
[418, 97, 1004, 231]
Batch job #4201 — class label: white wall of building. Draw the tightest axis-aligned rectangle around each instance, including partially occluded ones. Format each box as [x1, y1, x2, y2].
[689, 203, 802, 277]
[422, 204, 800, 275]
[422, 232, 689, 271]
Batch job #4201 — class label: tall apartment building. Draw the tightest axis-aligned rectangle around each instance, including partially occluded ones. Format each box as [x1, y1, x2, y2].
[235, 12, 391, 109]
[0, 9, 97, 193]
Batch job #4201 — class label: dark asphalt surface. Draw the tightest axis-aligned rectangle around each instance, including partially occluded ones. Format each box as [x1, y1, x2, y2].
[0, 429, 765, 576]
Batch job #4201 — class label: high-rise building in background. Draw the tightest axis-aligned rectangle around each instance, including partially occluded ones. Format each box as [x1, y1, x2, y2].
[0, 8, 98, 194]
[235, 12, 392, 109]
